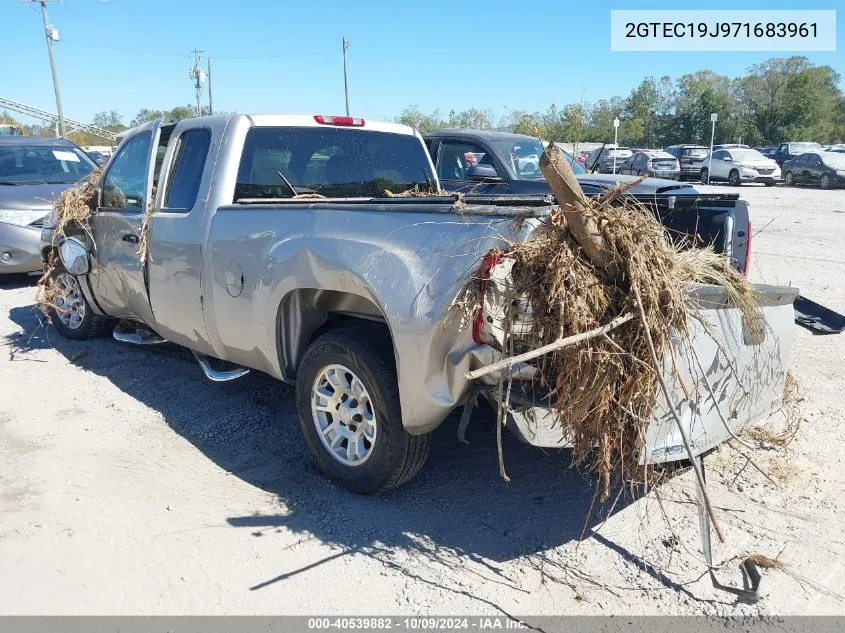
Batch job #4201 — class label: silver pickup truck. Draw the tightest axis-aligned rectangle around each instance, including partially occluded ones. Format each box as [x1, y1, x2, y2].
[43, 114, 796, 494]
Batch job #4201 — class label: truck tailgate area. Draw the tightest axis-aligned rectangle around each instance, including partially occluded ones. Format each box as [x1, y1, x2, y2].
[503, 284, 798, 461]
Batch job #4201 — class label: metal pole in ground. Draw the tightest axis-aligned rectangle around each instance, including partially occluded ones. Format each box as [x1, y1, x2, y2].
[35, 1, 66, 138]
[707, 113, 717, 184]
[612, 117, 620, 174]
[342, 37, 350, 116]
[207, 57, 213, 115]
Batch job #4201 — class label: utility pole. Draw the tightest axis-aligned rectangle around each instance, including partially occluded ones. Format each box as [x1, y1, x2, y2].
[190, 49, 204, 116]
[207, 57, 213, 116]
[342, 37, 350, 116]
[25, 1, 66, 137]
[707, 113, 717, 184]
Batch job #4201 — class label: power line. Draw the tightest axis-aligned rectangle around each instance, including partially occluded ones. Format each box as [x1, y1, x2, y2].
[211, 50, 341, 60]
[60, 38, 339, 61]
[61, 39, 191, 58]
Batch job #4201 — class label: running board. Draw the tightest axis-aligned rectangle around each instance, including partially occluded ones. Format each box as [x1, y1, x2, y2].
[112, 322, 167, 345]
[191, 351, 250, 382]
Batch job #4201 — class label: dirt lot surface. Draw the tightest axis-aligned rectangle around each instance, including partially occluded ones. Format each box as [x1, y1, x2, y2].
[1, 184, 843, 617]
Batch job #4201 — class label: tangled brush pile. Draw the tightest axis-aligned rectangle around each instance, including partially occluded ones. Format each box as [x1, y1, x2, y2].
[35, 170, 100, 318]
[481, 144, 761, 500]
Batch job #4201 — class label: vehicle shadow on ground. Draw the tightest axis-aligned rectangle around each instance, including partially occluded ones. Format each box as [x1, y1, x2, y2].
[7, 303, 686, 604]
[0, 274, 38, 291]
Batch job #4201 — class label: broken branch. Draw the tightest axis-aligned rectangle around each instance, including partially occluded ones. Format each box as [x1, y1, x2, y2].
[464, 312, 634, 381]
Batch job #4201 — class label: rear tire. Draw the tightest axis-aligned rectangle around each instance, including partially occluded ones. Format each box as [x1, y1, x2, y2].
[820, 174, 832, 190]
[764, 180, 776, 187]
[50, 271, 114, 340]
[784, 171, 795, 186]
[729, 169, 741, 187]
[295, 327, 431, 494]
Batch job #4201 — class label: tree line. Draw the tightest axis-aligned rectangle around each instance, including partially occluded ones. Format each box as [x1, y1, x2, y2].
[395, 56, 845, 147]
[3, 55, 842, 148]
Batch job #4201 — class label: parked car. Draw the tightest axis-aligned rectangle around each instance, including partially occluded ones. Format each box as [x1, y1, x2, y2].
[85, 150, 108, 167]
[773, 142, 824, 167]
[664, 145, 710, 180]
[617, 150, 680, 180]
[701, 148, 780, 186]
[782, 151, 845, 189]
[585, 145, 633, 173]
[41, 114, 792, 494]
[756, 146, 777, 159]
[0, 136, 97, 274]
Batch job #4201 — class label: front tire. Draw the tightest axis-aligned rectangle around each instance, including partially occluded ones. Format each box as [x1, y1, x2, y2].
[700, 168, 709, 184]
[764, 180, 776, 187]
[820, 174, 832, 190]
[729, 169, 741, 187]
[50, 272, 114, 340]
[784, 171, 795, 186]
[295, 327, 431, 494]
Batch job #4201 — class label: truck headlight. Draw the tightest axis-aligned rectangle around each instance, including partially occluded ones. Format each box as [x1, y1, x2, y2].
[837, 170, 845, 177]
[0, 209, 50, 228]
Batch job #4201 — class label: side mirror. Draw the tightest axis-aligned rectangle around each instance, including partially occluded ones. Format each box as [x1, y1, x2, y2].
[58, 237, 90, 276]
[467, 164, 500, 182]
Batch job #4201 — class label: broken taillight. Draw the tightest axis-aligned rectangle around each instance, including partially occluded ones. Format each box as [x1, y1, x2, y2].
[472, 254, 501, 345]
[313, 115, 365, 126]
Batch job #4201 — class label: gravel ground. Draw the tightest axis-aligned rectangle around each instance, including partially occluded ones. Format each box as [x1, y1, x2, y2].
[1, 183, 843, 617]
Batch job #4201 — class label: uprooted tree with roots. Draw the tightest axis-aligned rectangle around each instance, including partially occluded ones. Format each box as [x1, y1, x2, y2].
[466, 142, 763, 539]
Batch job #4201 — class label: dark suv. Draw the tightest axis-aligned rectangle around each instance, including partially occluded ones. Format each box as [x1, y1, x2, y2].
[664, 145, 710, 180]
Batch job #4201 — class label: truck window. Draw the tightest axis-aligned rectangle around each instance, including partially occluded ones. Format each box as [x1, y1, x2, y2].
[163, 128, 211, 211]
[102, 132, 152, 209]
[437, 141, 490, 181]
[234, 127, 435, 200]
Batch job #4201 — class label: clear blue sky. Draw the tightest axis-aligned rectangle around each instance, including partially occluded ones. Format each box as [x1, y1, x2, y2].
[1, 0, 842, 127]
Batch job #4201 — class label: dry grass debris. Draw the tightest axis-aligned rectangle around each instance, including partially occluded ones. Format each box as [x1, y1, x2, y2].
[35, 170, 101, 319]
[745, 371, 802, 447]
[467, 143, 762, 500]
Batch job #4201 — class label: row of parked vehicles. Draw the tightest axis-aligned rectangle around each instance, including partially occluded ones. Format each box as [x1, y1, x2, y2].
[584, 141, 845, 189]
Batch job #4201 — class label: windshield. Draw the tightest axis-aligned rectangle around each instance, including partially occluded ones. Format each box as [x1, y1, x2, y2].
[791, 143, 822, 154]
[682, 148, 709, 158]
[731, 149, 767, 162]
[492, 139, 586, 178]
[822, 152, 845, 169]
[0, 143, 96, 184]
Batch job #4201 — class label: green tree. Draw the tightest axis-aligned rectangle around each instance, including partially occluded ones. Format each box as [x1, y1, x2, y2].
[738, 56, 842, 144]
[395, 106, 445, 132]
[625, 77, 659, 147]
[675, 70, 741, 145]
[92, 110, 127, 132]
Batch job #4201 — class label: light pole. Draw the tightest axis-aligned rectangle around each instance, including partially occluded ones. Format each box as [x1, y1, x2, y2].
[342, 37, 350, 116]
[707, 113, 717, 184]
[612, 117, 620, 174]
[26, 1, 66, 137]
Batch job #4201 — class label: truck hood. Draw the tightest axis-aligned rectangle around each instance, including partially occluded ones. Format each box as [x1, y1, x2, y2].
[0, 182, 65, 211]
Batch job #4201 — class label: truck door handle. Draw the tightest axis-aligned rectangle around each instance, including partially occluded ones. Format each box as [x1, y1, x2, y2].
[122, 234, 139, 244]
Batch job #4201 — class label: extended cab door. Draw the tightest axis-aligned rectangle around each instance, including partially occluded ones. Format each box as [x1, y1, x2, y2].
[146, 122, 216, 354]
[90, 119, 163, 325]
